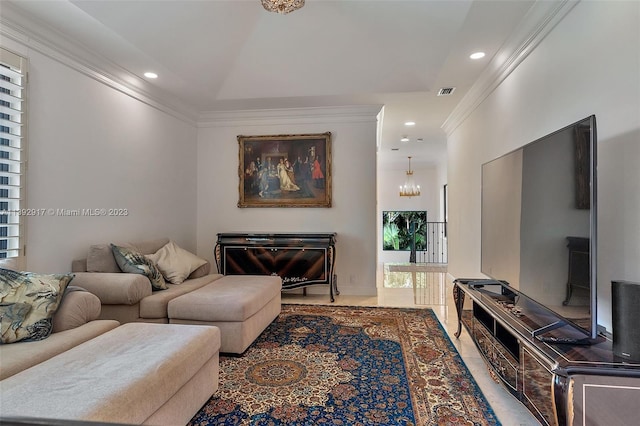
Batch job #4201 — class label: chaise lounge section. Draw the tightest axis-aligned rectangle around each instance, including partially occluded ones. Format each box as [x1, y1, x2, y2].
[169, 274, 282, 354]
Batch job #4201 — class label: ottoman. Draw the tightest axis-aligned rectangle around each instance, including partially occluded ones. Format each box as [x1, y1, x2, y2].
[0, 323, 220, 425]
[168, 275, 282, 354]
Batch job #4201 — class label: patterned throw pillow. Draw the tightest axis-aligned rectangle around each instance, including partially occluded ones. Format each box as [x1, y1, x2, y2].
[0, 268, 74, 343]
[111, 244, 167, 290]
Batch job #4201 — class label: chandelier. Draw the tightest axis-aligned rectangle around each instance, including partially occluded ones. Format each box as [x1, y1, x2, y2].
[399, 156, 421, 197]
[261, 0, 305, 14]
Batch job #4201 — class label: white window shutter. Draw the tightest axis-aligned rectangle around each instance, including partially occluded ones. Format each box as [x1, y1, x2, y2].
[0, 47, 27, 264]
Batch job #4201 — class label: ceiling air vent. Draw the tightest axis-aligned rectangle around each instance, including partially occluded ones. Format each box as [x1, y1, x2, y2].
[437, 87, 456, 96]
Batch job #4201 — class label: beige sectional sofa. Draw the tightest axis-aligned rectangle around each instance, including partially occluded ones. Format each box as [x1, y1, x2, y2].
[71, 238, 283, 354]
[2, 235, 281, 424]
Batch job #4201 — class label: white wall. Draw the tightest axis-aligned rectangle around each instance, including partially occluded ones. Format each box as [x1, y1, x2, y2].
[196, 107, 380, 296]
[376, 163, 441, 264]
[447, 0, 640, 332]
[3, 40, 199, 273]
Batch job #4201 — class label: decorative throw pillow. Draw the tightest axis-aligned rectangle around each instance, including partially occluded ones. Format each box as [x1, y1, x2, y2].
[0, 268, 74, 343]
[111, 244, 167, 290]
[0, 302, 32, 343]
[146, 240, 208, 285]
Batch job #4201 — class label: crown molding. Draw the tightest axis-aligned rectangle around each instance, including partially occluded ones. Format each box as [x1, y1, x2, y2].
[198, 105, 384, 128]
[441, 0, 580, 136]
[0, 2, 198, 125]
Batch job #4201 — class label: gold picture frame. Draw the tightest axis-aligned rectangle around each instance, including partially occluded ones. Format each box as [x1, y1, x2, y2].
[238, 132, 332, 208]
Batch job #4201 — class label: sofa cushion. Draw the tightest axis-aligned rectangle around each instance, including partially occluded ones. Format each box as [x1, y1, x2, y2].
[111, 244, 167, 291]
[71, 272, 152, 305]
[168, 275, 282, 322]
[86, 243, 123, 273]
[146, 241, 207, 285]
[0, 319, 120, 380]
[0, 269, 74, 343]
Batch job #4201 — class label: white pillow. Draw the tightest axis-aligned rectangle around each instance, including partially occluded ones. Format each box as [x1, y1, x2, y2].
[146, 241, 207, 284]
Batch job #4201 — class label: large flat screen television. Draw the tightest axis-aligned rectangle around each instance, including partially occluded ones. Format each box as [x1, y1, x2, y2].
[481, 115, 597, 339]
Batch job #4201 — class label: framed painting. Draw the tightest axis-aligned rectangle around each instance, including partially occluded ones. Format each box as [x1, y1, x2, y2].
[238, 132, 332, 208]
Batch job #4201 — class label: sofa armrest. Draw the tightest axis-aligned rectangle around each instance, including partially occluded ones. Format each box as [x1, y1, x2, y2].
[188, 261, 210, 279]
[72, 272, 153, 305]
[52, 289, 102, 333]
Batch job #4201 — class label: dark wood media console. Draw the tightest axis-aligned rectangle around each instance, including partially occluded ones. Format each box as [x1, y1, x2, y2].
[215, 233, 338, 301]
[453, 278, 640, 426]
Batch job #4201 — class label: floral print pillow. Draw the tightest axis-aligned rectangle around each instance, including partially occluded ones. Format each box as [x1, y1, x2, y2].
[0, 268, 74, 343]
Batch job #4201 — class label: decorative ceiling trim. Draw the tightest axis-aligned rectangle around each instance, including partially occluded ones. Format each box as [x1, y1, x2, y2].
[441, 0, 580, 136]
[0, 2, 198, 125]
[197, 105, 384, 128]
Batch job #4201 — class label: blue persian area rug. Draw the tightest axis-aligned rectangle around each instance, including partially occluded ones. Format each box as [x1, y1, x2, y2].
[189, 304, 500, 426]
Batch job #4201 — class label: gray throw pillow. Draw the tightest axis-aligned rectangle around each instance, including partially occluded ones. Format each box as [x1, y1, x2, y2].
[111, 244, 167, 291]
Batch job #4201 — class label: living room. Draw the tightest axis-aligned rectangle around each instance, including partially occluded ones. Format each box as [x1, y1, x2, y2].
[1, 0, 639, 425]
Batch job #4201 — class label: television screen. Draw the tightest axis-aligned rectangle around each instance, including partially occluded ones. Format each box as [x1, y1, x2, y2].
[382, 211, 427, 251]
[481, 115, 597, 338]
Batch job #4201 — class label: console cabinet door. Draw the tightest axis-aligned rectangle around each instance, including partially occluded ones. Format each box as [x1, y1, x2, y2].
[223, 246, 329, 289]
[522, 348, 557, 426]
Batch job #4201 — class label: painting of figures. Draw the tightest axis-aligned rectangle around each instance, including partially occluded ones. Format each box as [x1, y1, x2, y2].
[238, 132, 332, 207]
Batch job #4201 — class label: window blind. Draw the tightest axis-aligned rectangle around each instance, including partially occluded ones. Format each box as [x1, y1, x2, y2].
[0, 47, 27, 260]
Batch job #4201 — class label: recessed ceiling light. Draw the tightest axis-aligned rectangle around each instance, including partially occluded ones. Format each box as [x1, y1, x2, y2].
[400, 137, 409, 142]
[144, 72, 158, 79]
[470, 52, 485, 60]
[404, 121, 416, 126]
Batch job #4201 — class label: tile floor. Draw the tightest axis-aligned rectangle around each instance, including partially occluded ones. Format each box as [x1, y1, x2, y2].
[281, 263, 541, 425]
